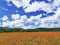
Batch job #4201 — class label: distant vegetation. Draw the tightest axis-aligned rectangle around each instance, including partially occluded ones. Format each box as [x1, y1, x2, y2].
[0, 27, 60, 32]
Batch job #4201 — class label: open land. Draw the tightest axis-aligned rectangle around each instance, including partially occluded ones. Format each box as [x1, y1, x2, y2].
[0, 32, 60, 45]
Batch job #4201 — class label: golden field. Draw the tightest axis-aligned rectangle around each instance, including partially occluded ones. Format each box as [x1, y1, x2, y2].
[0, 32, 60, 45]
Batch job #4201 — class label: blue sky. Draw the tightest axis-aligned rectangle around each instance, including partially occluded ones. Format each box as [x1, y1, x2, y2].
[0, 0, 60, 29]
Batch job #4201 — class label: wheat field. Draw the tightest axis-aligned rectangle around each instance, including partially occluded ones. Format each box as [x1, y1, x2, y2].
[0, 32, 60, 45]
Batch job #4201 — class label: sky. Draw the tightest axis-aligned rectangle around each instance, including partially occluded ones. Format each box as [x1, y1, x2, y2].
[0, 0, 60, 29]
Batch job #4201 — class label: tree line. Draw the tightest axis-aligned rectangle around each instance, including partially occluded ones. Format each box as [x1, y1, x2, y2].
[0, 27, 60, 32]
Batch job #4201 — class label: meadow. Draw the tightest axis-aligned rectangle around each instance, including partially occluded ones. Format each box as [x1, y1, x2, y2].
[0, 32, 60, 45]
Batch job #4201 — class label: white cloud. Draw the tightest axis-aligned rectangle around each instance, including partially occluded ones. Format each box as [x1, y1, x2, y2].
[1, 0, 60, 29]
[2, 21, 11, 27]
[11, 14, 20, 20]
[0, 22, 1, 26]
[22, 0, 30, 4]
[1, 13, 60, 29]
[24, 1, 52, 12]
[2, 7, 8, 11]
[24, 1, 41, 12]
[1, 14, 27, 29]
[6, 0, 60, 13]
[38, 7, 60, 28]
[27, 14, 42, 24]
[53, 0, 60, 7]
[6, 0, 23, 8]
[20, 15, 27, 23]
[1, 14, 41, 29]
[1, 15, 8, 21]
[6, 0, 30, 8]
[21, 25, 34, 29]
[11, 0, 23, 8]
[24, 0, 60, 13]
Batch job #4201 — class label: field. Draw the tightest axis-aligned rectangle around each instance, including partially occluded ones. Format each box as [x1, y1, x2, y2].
[0, 32, 60, 45]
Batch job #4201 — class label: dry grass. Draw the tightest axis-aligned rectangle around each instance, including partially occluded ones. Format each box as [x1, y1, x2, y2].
[0, 32, 60, 45]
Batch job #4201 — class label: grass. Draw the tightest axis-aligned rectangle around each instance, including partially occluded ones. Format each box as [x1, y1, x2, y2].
[0, 32, 60, 45]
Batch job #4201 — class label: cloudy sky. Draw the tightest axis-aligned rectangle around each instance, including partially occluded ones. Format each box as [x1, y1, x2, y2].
[0, 0, 60, 29]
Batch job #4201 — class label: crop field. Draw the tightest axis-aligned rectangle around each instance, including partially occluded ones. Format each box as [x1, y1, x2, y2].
[0, 32, 60, 45]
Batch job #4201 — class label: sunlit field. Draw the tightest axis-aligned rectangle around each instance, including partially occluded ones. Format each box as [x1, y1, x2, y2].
[0, 32, 60, 45]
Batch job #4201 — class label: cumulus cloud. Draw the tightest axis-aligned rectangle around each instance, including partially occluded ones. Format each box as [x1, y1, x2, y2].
[2, 7, 8, 11]
[53, 0, 60, 7]
[6, 0, 30, 8]
[24, 1, 50, 12]
[1, 0, 60, 29]
[2, 21, 11, 27]
[27, 14, 42, 24]
[11, 14, 20, 20]
[1, 15, 8, 21]
[1, 12, 60, 29]
[20, 15, 28, 23]
[24, 0, 60, 13]
[38, 7, 60, 28]
[6, 0, 60, 13]
[6, 0, 23, 8]
[24, 1, 41, 12]
[11, 0, 23, 8]
[1, 14, 28, 29]
[0, 14, 41, 29]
